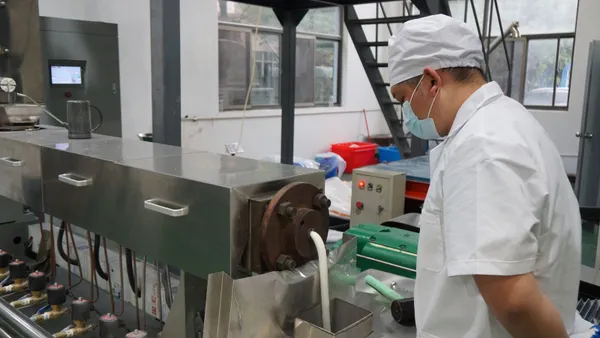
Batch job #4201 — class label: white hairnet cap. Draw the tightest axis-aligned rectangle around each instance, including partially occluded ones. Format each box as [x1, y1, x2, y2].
[388, 14, 485, 86]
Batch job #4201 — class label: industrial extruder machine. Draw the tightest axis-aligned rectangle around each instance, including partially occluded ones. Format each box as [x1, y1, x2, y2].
[0, 128, 338, 337]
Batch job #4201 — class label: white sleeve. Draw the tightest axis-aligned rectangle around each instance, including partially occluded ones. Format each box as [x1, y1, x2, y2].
[442, 135, 543, 277]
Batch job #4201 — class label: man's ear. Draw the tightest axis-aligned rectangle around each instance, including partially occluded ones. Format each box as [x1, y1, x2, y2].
[424, 68, 442, 96]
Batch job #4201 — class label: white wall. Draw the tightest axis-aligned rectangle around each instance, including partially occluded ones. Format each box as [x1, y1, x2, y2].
[39, 0, 390, 160]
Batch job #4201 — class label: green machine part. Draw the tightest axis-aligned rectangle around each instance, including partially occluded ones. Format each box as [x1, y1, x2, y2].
[346, 224, 419, 279]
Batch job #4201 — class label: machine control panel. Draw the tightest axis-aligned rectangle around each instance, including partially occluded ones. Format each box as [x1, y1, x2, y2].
[351, 166, 406, 227]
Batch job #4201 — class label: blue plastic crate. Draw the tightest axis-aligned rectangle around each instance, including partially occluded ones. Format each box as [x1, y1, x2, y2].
[378, 146, 402, 163]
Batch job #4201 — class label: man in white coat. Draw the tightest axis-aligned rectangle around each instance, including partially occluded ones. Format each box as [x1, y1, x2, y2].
[388, 14, 592, 337]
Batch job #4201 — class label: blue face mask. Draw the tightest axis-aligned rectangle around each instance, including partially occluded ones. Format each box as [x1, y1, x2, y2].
[402, 76, 441, 140]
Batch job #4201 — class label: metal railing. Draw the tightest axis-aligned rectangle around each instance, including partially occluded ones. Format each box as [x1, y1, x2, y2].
[464, 0, 517, 82]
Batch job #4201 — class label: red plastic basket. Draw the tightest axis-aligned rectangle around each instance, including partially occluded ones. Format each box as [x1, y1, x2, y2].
[331, 142, 378, 173]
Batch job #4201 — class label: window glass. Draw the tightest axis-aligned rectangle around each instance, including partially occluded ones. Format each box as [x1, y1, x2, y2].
[523, 39, 558, 107]
[219, 29, 250, 108]
[217, 1, 342, 109]
[555, 38, 574, 107]
[447, 0, 578, 35]
[298, 7, 342, 36]
[295, 37, 316, 104]
[315, 40, 339, 105]
[251, 33, 280, 106]
[217, 1, 281, 28]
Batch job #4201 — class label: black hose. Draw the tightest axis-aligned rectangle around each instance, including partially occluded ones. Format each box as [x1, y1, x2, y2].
[125, 248, 141, 298]
[57, 221, 79, 266]
[94, 234, 109, 281]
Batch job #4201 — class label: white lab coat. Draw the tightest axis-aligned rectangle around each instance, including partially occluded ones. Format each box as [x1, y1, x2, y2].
[415, 82, 591, 337]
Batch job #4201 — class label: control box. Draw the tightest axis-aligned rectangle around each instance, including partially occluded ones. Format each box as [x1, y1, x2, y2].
[350, 166, 406, 227]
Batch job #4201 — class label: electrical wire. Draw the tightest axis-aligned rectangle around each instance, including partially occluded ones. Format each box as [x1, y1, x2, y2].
[156, 260, 163, 329]
[133, 251, 140, 330]
[49, 218, 56, 281]
[142, 256, 147, 330]
[57, 222, 79, 266]
[94, 235, 109, 281]
[38, 218, 44, 243]
[235, 7, 262, 153]
[16, 92, 67, 126]
[160, 263, 173, 309]
[103, 237, 115, 314]
[65, 223, 83, 294]
[85, 231, 100, 303]
[65, 224, 72, 292]
[125, 248, 141, 298]
[115, 245, 125, 317]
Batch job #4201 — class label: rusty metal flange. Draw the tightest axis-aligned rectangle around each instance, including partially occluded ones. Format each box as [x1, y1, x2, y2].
[260, 182, 330, 271]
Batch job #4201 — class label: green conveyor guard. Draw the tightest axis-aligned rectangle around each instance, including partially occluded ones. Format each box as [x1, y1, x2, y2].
[340, 224, 419, 279]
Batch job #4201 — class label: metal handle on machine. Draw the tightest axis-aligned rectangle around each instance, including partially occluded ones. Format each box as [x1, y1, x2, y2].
[576, 132, 594, 139]
[58, 173, 93, 187]
[144, 198, 189, 217]
[0, 157, 24, 167]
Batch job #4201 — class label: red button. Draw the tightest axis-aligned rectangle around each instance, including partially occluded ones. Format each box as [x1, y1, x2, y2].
[356, 201, 364, 210]
[64, 92, 72, 98]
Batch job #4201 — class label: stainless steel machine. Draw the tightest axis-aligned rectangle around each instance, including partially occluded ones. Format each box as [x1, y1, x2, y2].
[0, 129, 331, 337]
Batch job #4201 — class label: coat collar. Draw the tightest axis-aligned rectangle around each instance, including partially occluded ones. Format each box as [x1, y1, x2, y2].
[447, 81, 504, 139]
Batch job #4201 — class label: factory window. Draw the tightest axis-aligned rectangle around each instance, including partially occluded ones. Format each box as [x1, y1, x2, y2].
[522, 34, 575, 109]
[217, 2, 342, 110]
[447, 0, 577, 109]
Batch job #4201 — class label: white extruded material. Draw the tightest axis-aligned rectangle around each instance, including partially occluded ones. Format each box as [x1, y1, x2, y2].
[0, 77, 16, 93]
[309, 230, 331, 331]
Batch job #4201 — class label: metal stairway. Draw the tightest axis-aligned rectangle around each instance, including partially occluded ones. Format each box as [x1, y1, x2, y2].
[345, 1, 452, 158]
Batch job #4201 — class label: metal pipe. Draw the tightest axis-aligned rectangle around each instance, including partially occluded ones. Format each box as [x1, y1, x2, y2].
[485, 21, 520, 55]
[133, 251, 140, 329]
[469, 0, 492, 81]
[10, 292, 47, 309]
[116, 245, 125, 316]
[29, 305, 69, 323]
[102, 237, 115, 314]
[0, 280, 28, 295]
[160, 263, 173, 308]
[0, 296, 53, 338]
[0, 327, 11, 338]
[142, 256, 147, 330]
[156, 260, 164, 329]
[482, 0, 491, 39]
[53, 323, 96, 338]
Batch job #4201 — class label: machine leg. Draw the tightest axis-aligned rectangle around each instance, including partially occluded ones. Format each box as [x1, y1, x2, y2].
[160, 272, 207, 338]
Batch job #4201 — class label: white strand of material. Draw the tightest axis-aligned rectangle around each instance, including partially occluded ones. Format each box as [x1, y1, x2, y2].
[309, 230, 331, 331]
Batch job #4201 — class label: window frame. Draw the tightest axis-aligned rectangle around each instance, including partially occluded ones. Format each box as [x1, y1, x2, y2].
[217, 9, 344, 111]
[521, 32, 576, 111]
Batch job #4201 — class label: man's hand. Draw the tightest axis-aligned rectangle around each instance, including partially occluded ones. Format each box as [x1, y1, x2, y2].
[474, 273, 569, 338]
